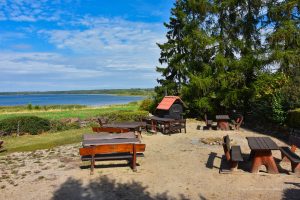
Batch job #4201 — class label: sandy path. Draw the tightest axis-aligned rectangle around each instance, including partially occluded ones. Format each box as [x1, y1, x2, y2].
[0, 121, 299, 200]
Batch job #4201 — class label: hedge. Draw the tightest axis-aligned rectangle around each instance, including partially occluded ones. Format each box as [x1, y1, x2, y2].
[49, 120, 80, 132]
[97, 110, 149, 122]
[0, 116, 51, 135]
[287, 109, 300, 129]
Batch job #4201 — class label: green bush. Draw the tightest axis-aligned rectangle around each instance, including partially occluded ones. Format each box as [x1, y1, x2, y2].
[27, 104, 33, 110]
[251, 94, 287, 125]
[97, 110, 149, 122]
[0, 116, 51, 135]
[287, 109, 300, 129]
[139, 98, 156, 113]
[50, 120, 80, 132]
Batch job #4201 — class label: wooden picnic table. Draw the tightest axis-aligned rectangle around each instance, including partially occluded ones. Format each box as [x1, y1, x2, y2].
[216, 115, 230, 130]
[246, 137, 279, 174]
[148, 116, 175, 133]
[80, 134, 145, 174]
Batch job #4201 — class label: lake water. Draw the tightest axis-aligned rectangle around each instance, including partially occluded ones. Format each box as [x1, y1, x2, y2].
[0, 94, 144, 106]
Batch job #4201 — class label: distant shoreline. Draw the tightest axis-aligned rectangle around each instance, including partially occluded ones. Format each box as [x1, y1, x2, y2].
[0, 88, 154, 97]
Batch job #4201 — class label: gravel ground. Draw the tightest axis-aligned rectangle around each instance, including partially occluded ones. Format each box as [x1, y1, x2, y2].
[0, 120, 299, 200]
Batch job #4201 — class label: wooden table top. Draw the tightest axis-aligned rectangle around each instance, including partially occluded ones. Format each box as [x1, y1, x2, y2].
[149, 116, 175, 122]
[103, 122, 146, 129]
[246, 137, 279, 151]
[216, 115, 230, 120]
[83, 132, 136, 141]
[82, 137, 140, 147]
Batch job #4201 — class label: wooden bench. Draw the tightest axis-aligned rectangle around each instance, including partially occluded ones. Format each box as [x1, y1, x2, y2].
[166, 119, 186, 135]
[280, 134, 300, 174]
[92, 127, 130, 133]
[204, 114, 213, 130]
[79, 143, 146, 174]
[230, 115, 243, 130]
[222, 135, 244, 171]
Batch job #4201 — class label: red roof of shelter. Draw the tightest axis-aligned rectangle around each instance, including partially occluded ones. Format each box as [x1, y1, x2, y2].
[156, 96, 185, 110]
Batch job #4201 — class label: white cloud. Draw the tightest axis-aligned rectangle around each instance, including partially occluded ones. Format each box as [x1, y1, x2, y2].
[0, 52, 108, 79]
[40, 17, 166, 70]
[0, 0, 64, 22]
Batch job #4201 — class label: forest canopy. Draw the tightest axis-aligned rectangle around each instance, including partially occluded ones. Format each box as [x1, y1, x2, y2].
[155, 0, 300, 124]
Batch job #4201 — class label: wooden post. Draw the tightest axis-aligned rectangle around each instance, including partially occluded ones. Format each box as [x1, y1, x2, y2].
[132, 144, 137, 172]
[17, 121, 20, 136]
[90, 154, 95, 175]
[230, 161, 238, 171]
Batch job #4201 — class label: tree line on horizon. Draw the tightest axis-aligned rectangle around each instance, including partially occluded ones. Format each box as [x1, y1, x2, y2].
[0, 88, 154, 96]
[154, 0, 300, 125]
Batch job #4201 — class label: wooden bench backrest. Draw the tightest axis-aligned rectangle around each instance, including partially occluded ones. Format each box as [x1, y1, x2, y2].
[79, 143, 146, 156]
[92, 127, 130, 133]
[223, 135, 231, 161]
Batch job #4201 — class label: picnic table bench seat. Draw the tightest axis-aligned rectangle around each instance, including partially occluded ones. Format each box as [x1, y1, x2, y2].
[222, 135, 244, 171]
[230, 146, 244, 162]
[81, 152, 145, 161]
[280, 134, 300, 174]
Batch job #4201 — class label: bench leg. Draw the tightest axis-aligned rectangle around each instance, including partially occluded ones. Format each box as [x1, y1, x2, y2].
[291, 162, 300, 174]
[90, 155, 95, 175]
[230, 161, 238, 171]
[251, 151, 279, 174]
[132, 144, 137, 172]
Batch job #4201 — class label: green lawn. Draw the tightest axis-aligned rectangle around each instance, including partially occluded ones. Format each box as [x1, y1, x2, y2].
[0, 103, 142, 155]
[0, 104, 139, 120]
[0, 128, 89, 154]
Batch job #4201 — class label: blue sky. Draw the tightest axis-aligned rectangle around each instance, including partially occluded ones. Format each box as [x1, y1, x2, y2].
[0, 0, 174, 92]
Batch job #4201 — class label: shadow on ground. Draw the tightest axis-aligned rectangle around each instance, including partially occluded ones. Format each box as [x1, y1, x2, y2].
[52, 176, 188, 200]
[282, 182, 300, 200]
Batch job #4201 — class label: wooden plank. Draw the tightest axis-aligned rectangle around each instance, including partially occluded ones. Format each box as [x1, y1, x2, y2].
[83, 132, 136, 140]
[280, 147, 300, 163]
[82, 138, 140, 147]
[216, 115, 230, 120]
[79, 143, 146, 156]
[103, 122, 146, 129]
[81, 153, 144, 161]
[230, 146, 243, 162]
[92, 127, 130, 133]
[247, 137, 278, 150]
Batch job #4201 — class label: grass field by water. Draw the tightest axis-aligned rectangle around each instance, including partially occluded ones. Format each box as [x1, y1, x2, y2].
[0, 103, 139, 121]
[0, 102, 141, 155]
